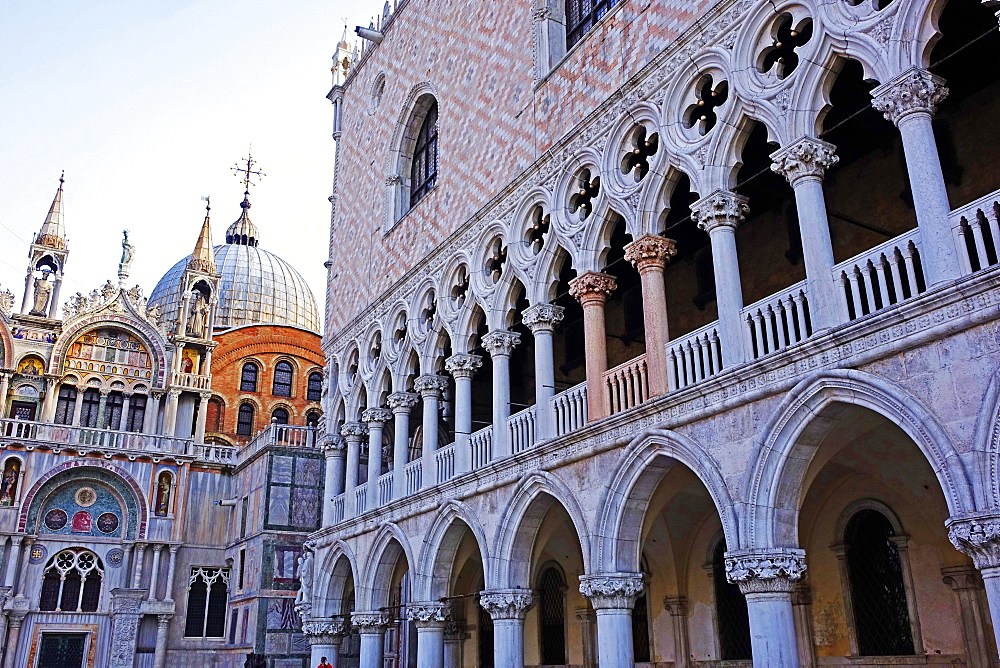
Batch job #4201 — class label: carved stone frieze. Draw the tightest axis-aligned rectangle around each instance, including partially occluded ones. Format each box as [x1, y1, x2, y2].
[871, 68, 949, 125]
[725, 548, 807, 594]
[445, 353, 483, 378]
[481, 330, 522, 358]
[948, 513, 1000, 570]
[521, 303, 565, 333]
[479, 589, 535, 620]
[579, 573, 645, 610]
[624, 234, 678, 271]
[407, 602, 453, 628]
[770, 136, 839, 185]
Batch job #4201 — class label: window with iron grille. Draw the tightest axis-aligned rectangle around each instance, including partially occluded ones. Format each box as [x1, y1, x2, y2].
[236, 403, 255, 436]
[409, 100, 439, 209]
[631, 592, 651, 661]
[307, 372, 323, 401]
[566, 0, 621, 50]
[712, 539, 752, 660]
[39, 549, 103, 612]
[273, 361, 293, 397]
[845, 509, 915, 656]
[184, 567, 230, 638]
[538, 564, 566, 665]
[54, 385, 77, 425]
[240, 362, 258, 392]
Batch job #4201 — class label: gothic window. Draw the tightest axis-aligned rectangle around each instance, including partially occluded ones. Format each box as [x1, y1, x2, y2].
[307, 372, 323, 401]
[54, 385, 77, 425]
[273, 361, 293, 397]
[272, 407, 290, 425]
[184, 567, 230, 638]
[80, 389, 100, 428]
[125, 393, 146, 432]
[538, 563, 567, 665]
[409, 99, 439, 209]
[154, 471, 173, 517]
[566, 0, 621, 50]
[39, 549, 103, 612]
[712, 539, 752, 660]
[240, 362, 259, 393]
[236, 403, 255, 436]
[844, 509, 915, 656]
[105, 392, 124, 430]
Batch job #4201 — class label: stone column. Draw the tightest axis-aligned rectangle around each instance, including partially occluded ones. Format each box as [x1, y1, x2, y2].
[108, 588, 146, 668]
[579, 573, 644, 668]
[791, 583, 816, 668]
[39, 377, 59, 422]
[341, 422, 367, 517]
[362, 407, 392, 510]
[146, 544, 163, 601]
[2, 537, 21, 587]
[131, 542, 147, 589]
[691, 190, 749, 366]
[409, 602, 452, 668]
[388, 392, 419, 498]
[624, 235, 678, 396]
[521, 304, 564, 440]
[353, 612, 389, 668]
[948, 512, 1000, 657]
[574, 607, 598, 668]
[481, 331, 521, 458]
[143, 391, 161, 434]
[663, 596, 690, 668]
[72, 385, 85, 426]
[322, 436, 348, 525]
[163, 389, 181, 437]
[568, 272, 617, 421]
[725, 548, 807, 668]
[414, 374, 449, 487]
[443, 621, 465, 668]
[119, 392, 131, 431]
[2, 610, 26, 668]
[0, 372, 9, 419]
[96, 389, 110, 429]
[771, 137, 843, 329]
[872, 68, 962, 286]
[444, 356, 481, 474]
[151, 614, 172, 668]
[164, 545, 178, 602]
[941, 567, 992, 667]
[193, 392, 210, 443]
[479, 589, 535, 668]
[304, 617, 348, 668]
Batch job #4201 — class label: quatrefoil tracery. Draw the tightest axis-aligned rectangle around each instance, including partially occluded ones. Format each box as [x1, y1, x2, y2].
[620, 125, 660, 181]
[686, 76, 729, 136]
[392, 313, 408, 345]
[451, 266, 470, 307]
[760, 14, 814, 80]
[420, 291, 437, 328]
[526, 205, 551, 255]
[569, 169, 601, 221]
[485, 240, 508, 283]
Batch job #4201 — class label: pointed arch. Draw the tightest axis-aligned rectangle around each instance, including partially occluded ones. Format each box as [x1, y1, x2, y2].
[415, 499, 493, 601]
[315, 540, 360, 618]
[970, 366, 1000, 511]
[362, 522, 416, 610]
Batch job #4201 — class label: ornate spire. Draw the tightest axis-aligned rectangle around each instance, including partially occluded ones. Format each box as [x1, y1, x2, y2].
[35, 172, 67, 250]
[225, 191, 260, 246]
[188, 197, 217, 274]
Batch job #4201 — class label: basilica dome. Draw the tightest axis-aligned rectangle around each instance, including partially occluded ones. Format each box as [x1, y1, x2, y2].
[148, 194, 320, 333]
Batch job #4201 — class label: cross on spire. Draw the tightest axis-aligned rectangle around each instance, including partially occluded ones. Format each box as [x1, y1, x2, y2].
[232, 148, 266, 192]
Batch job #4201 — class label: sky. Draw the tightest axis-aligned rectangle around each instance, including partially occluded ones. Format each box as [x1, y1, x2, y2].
[0, 1, 382, 328]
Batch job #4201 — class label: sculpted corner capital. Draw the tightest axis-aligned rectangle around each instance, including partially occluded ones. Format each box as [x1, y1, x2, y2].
[948, 512, 1000, 570]
[414, 374, 449, 397]
[579, 572, 645, 610]
[725, 548, 807, 595]
[521, 304, 565, 333]
[568, 272, 617, 305]
[770, 136, 839, 185]
[871, 67, 949, 125]
[623, 234, 678, 271]
[445, 353, 483, 378]
[387, 391, 419, 411]
[361, 407, 393, 426]
[481, 330, 522, 358]
[479, 589, 535, 620]
[406, 602, 452, 628]
[691, 190, 749, 234]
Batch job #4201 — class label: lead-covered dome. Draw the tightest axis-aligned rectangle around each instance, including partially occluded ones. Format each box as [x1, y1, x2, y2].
[148, 194, 320, 332]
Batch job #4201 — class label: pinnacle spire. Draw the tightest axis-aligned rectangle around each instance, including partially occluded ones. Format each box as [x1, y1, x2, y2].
[35, 172, 67, 250]
[188, 198, 217, 274]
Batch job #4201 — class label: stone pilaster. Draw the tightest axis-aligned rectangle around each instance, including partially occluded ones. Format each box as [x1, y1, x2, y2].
[108, 588, 146, 668]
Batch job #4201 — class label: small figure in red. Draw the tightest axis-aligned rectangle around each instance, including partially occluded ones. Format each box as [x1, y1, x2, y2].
[317, 657, 333, 668]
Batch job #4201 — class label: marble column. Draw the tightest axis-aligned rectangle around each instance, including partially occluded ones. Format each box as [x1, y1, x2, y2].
[568, 272, 617, 422]
[147, 544, 163, 601]
[304, 617, 348, 668]
[579, 573, 644, 668]
[2, 537, 22, 587]
[414, 374, 449, 487]
[623, 235, 678, 396]
[143, 391, 161, 435]
[132, 542, 147, 589]
[362, 407, 392, 510]
[163, 389, 181, 437]
[2, 611, 26, 668]
[726, 548, 807, 668]
[72, 386, 85, 426]
[941, 567, 992, 667]
[691, 190, 749, 366]
[322, 436, 348, 525]
[771, 137, 843, 329]
[948, 512, 1000, 658]
[164, 545, 178, 602]
[193, 392, 210, 444]
[96, 389, 110, 429]
[409, 602, 452, 668]
[39, 376, 59, 422]
[872, 68, 962, 285]
[479, 589, 535, 668]
[152, 613, 172, 668]
[388, 392, 418, 498]
[353, 612, 389, 668]
[444, 356, 481, 474]
[108, 588, 146, 668]
[521, 304, 564, 440]
[119, 392, 132, 431]
[481, 330, 521, 458]
[341, 422, 367, 517]
[663, 596, 690, 668]
[0, 372, 9, 419]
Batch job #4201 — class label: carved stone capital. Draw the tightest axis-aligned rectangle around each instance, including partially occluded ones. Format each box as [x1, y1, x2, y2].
[444, 620, 465, 642]
[322, 435, 347, 454]
[871, 67, 949, 125]
[623, 234, 678, 272]
[521, 304, 565, 333]
[340, 421, 367, 442]
[568, 272, 617, 306]
[948, 512, 1000, 570]
[479, 589, 535, 620]
[351, 611, 390, 631]
[387, 391, 419, 412]
[941, 566, 982, 592]
[481, 330, 522, 358]
[725, 548, 807, 595]
[663, 595, 688, 616]
[406, 602, 452, 628]
[361, 407, 393, 426]
[579, 573, 644, 610]
[445, 353, 483, 379]
[770, 136, 839, 185]
[691, 189, 749, 234]
[414, 374, 449, 397]
[303, 617, 348, 644]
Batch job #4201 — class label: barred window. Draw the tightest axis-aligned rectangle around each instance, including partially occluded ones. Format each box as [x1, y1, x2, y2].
[184, 567, 230, 639]
[273, 362, 293, 397]
[566, 0, 621, 50]
[538, 564, 566, 665]
[236, 403, 255, 436]
[105, 392, 124, 430]
[240, 362, 258, 393]
[39, 549, 103, 612]
[713, 539, 751, 660]
[54, 385, 77, 425]
[409, 100, 439, 208]
[307, 372, 323, 401]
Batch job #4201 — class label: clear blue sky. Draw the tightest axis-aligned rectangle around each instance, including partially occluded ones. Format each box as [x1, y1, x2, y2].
[1, 1, 381, 326]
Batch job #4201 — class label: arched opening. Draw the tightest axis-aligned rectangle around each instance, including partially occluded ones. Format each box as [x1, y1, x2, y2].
[469, 307, 493, 437]
[550, 250, 585, 394]
[601, 214, 645, 369]
[236, 402, 255, 436]
[307, 371, 324, 401]
[54, 384, 77, 425]
[80, 388, 100, 428]
[240, 362, 259, 392]
[272, 407, 290, 425]
[410, 99, 439, 209]
[39, 549, 104, 612]
[505, 279, 536, 416]
[273, 361, 294, 397]
[371, 537, 416, 668]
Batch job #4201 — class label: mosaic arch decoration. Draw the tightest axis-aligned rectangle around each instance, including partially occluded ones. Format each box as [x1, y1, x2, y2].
[62, 326, 153, 380]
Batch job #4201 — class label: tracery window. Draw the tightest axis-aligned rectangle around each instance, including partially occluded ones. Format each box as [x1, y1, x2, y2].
[184, 567, 229, 639]
[566, 0, 621, 50]
[307, 372, 323, 401]
[39, 549, 103, 612]
[54, 385, 77, 425]
[409, 100, 439, 208]
[538, 563, 567, 665]
[273, 361, 293, 397]
[240, 362, 258, 393]
[80, 389, 100, 428]
[712, 539, 752, 660]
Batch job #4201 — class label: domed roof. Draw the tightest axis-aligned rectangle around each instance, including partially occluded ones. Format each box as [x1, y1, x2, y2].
[148, 197, 320, 333]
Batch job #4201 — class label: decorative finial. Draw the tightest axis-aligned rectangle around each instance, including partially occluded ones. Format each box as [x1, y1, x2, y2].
[201, 195, 211, 212]
[59, 170, 65, 186]
[232, 147, 266, 193]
